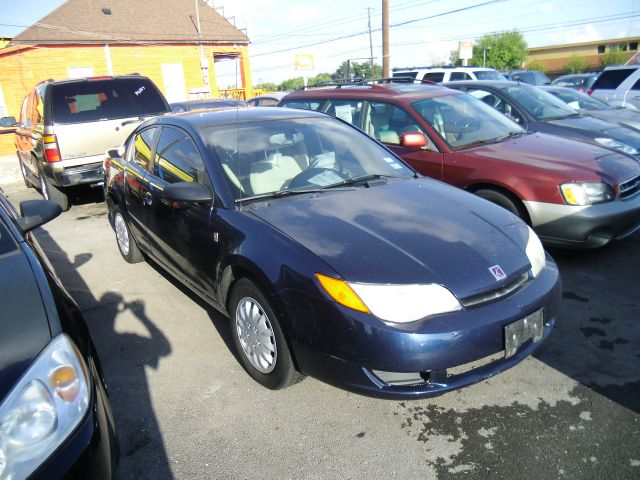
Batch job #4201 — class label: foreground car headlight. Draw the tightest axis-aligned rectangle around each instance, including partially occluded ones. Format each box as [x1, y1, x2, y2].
[316, 273, 461, 323]
[525, 226, 546, 278]
[560, 182, 613, 205]
[0, 334, 89, 480]
[594, 137, 639, 156]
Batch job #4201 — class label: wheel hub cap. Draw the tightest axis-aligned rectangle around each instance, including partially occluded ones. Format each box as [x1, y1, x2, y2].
[114, 213, 130, 255]
[236, 297, 277, 373]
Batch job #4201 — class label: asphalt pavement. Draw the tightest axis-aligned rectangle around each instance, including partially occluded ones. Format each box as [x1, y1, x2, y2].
[2, 181, 639, 480]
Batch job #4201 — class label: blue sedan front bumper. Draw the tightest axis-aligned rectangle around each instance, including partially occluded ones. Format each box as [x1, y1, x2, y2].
[281, 257, 562, 399]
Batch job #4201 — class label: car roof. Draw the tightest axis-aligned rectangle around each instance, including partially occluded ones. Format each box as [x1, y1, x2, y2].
[282, 82, 461, 102]
[442, 80, 520, 89]
[49, 74, 150, 86]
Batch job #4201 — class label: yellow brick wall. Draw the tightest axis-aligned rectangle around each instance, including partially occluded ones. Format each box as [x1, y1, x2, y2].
[0, 43, 253, 155]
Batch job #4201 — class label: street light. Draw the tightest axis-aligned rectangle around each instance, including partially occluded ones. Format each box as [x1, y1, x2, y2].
[483, 47, 491, 68]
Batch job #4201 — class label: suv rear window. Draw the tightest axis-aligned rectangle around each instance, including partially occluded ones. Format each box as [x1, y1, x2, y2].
[393, 71, 418, 81]
[423, 72, 445, 83]
[591, 69, 635, 90]
[51, 77, 169, 124]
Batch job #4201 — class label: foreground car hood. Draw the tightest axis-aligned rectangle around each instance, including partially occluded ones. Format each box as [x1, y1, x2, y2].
[0, 250, 51, 402]
[466, 132, 640, 186]
[250, 178, 531, 300]
[543, 114, 640, 148]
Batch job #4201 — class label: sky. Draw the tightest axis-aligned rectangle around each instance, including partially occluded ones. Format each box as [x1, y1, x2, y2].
[1, 0, 639, 87]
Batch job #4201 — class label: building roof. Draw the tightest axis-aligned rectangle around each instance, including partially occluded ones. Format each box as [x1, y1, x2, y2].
[11, 0, 248, 45]
[529, 36, 640, 53]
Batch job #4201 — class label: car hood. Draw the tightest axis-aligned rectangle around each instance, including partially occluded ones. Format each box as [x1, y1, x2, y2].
[466, 132, 640, 186]
[249, 178, 532, 300]
[584, 109, 640, 131]
[0, 250, 52, 402]
[542, 114, 640, 148]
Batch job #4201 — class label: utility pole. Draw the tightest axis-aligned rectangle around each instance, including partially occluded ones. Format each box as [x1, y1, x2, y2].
[382, 0, 389, 77]
[195, 0, 210, 96]
[367, 7, 375, 79]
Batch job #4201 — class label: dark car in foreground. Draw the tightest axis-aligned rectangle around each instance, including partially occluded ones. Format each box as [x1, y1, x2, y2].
[541, 85, 640, 131]
[170, 99, 247, 113]
[0, 192, 117, 478]
[104, 107, 561, 399]
[444, 80, 640, 158]
[281, 83, 640, 248]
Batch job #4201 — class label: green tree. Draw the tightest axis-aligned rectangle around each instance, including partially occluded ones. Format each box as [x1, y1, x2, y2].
[565, 56, 588, 73]
[526, 60, 547, 73]
[600, 47, 629, 68]
[470, 31, 528, 70]
[279, 77, 305, 91]
[308, 73, 333, 86]
[449, 49, 463, 66]
[254, 82, 278, 92]
[332, 60, 382, 80]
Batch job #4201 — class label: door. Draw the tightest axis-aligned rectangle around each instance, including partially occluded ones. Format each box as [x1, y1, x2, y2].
[161, 63, 187, 103]
[364, 101, 444, 179]
[144, 126, 217, 297]
[124, 126, 160, 249]
[15, 94, 35, 169]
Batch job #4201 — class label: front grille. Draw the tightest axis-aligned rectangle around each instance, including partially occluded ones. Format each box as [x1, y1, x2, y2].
[460, 272, 529, 307]
[619, 175, 640, 200]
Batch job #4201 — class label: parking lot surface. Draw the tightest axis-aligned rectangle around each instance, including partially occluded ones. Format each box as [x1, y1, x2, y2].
[4, 182, 639, 480]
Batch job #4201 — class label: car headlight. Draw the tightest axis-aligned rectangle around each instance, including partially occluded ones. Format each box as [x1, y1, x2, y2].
[560, 182, 613, 205]
[316, 273, 461, 323]
[594, 137, 639, 156]
[0, 334, 90, 480]
[525, 226, 546, 278]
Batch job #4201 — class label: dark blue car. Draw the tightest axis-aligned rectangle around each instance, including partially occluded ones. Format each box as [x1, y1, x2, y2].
[104, 108, 561, 399]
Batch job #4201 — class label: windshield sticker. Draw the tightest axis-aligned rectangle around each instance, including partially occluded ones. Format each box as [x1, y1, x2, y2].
[134, 85, 146, 96]
[334, 105, 353, 123]
[384, 157, 403, 169]
[308, 170, 345, 185]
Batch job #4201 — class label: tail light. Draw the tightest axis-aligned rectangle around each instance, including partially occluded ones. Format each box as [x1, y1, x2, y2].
[586, 89, 593, 96]
[43, 135, 61, 163]
[577, 87, 584, 93]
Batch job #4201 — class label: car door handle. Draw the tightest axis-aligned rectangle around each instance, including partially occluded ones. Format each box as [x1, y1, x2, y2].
[145, 192, 153, 206]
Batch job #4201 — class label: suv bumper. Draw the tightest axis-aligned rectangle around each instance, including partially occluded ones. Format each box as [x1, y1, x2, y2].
[525, 196, 640, 248]
[45, 162, 104, 188]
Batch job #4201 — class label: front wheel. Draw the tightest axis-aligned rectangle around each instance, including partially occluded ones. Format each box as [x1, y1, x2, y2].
[229, 278, 304, 390]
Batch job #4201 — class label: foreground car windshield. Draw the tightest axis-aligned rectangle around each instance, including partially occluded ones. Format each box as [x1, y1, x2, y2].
[503, 84, 577, 120]
[412, 93, 524, 149]
[205, 117, 415, 200]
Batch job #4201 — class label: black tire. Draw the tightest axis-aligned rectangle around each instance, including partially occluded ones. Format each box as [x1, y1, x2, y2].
[38, 164, 70, 211]
[19, 158, 33, 188]
[474, 188, 528, 223]
[229, 278, 304, 390]
[113, 206, 144, 264]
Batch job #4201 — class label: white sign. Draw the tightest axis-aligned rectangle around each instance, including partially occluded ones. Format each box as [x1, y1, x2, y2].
[458, 41, 474, 60]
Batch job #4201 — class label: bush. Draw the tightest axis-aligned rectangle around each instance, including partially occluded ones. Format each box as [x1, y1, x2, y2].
[565, 56, 588, 73]
[600, 48, 630, 68]
[526, 61, 547, 73]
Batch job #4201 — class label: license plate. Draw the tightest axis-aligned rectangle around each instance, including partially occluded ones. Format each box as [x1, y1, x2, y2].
[504, 309, 544, 358]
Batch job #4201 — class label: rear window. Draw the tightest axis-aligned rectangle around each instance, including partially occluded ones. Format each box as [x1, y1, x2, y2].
[51, 77, 169, 124]
[591, 69, 635, 90]
[473, 70, 506, 81]
[393, 71, 418, 81]
[423, 72, 445, 83]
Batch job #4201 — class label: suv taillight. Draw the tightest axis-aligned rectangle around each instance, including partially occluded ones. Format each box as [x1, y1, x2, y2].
[43, 134, 61, 163]
[586, 89, 593, 95]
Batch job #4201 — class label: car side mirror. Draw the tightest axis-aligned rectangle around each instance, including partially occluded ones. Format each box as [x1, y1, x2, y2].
[161, 182, 213, 203]
[16, 200, 62, 233]
[0, 116, 17, 128]
[400, 132, 428, 149]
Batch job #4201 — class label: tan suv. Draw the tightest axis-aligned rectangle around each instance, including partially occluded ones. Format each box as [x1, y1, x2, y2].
[13, 75, 170, 210]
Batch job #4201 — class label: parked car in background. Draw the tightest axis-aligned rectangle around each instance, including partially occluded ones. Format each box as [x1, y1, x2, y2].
[246, 92, 289, 107]
[0, 191, 117, 479]
[502, 70, 551, 85]
[170, 99, 247, 113]
[588, 64, 640, 109]
[551, 73, 599, 93]
[12, 74, 170, 211]
[444, 80, 640, 158]
[104, 107, 562, 398]
[281, 82, 640, 248]
[541, 85, 640, 130]
[392, 66, 506, 83]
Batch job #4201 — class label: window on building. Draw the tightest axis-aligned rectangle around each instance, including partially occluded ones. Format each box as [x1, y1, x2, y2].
[630, 42, 638, 51]
[597, 45, 606, 54]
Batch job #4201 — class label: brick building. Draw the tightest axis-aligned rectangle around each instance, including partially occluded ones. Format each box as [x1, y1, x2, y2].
[0, 0, 252, 154]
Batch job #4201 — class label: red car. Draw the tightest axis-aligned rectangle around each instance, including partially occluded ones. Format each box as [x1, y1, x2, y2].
[280, 83, 640, 248]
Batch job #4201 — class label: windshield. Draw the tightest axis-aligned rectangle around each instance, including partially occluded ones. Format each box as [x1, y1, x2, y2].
[205, 117, 415, 201]
[411, 93, 524, 150]
[548, 89, 610, 111]
[503, 83, 577, 120]
[473, 70, 507, 80]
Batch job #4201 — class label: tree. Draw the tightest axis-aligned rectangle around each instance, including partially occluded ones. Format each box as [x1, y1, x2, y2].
[254, 82, 278, 92]
[600, 47, 629, 68]
[470, 31, 528, 71]
[449, 49, 463, 66]
[279, 77, 305, 91]
[526, 61, 547, 73]
[308, 73, 333, 86]
[332, 60, 382, 81]
[565, 56, 588, 74]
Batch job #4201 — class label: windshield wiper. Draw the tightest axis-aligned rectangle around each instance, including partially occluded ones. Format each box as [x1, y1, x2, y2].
[495, 131, 527, 141]
[235, 186, 354, 203]
[541, 112, 583, 121]
[321, 173, 407, 189]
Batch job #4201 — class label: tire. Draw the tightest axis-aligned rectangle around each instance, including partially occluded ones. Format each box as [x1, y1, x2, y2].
[229, 278, 304, 390]
[113, 206, 144, 264]
[38, 164, 70, 211]
[474, 188, 528, 223]
[19, 158, 33, 188]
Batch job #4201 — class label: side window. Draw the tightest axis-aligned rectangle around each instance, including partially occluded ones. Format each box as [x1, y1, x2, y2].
[131, 127, 158, 171]
[281, 100, 324, 111]
[450, 72, 472, 81]
[153, 127, 205, 185]
[259, 98, 280, 106]
[365, 102, 428, 146]
[323, 100, 364, 127]
[423, 72, 445, 83]
[631, 78, 640, 91]
[466, 89, 523, 124]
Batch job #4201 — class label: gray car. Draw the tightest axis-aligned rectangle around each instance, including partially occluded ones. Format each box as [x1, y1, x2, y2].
[589, 64, 640, 109]
[541, 85, 640, 131]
